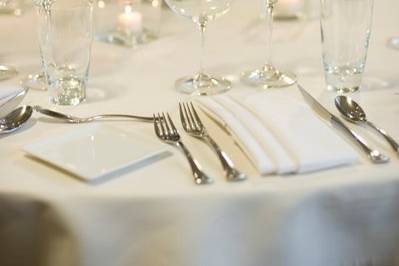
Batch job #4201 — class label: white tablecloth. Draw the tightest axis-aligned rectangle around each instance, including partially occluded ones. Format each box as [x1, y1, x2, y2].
[1, 1, 399, 266]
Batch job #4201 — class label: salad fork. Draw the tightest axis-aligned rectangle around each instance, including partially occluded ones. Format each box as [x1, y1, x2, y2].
[179, 102, 247, 182]
[153, 112, 213, 185]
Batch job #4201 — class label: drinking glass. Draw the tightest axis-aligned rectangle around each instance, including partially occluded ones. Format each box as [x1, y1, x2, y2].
[388, 37, 399, 49]
[37, 0, 94, 105]
[320, 0, 373, 93]
[241, 0, 296, 89]
[164, 0, 232, 95]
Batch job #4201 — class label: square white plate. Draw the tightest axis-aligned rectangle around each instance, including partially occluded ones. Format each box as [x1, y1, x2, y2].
[24, 124, 168, 182]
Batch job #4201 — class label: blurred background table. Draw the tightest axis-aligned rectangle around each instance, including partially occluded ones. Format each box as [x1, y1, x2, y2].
[0, 1, 399, 266]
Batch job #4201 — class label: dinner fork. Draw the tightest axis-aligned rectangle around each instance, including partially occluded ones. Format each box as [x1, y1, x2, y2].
[153, 112, 213, 185]
[179, 102, 247, 182]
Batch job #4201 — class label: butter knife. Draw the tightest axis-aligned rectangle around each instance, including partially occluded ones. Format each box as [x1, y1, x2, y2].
[298, 84, 389, 164]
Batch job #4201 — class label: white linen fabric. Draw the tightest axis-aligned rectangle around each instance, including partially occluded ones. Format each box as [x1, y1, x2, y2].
[0, 85, 23, 105]
[197, 89, 358, 175]
[0, 0, 399, 266]
[0, 85, 25, 117]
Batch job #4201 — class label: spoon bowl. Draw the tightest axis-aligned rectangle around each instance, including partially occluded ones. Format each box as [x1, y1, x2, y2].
[0, 105, 33, 134]
[335, 95, 367, 123]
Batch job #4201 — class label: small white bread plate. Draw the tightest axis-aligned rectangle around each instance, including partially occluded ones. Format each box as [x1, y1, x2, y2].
[24, 124, 167, 182]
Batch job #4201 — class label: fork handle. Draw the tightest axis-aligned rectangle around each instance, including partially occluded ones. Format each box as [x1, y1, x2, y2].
[366, 121, 399, 154]
[176, 141, 213, 185]
[92, 114, 153, 122]
[204, 136, 247, 182]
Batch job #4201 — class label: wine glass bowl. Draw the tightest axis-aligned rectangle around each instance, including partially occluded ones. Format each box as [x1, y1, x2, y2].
[165, 0, 232, 23]
[164, 0, 233, 95]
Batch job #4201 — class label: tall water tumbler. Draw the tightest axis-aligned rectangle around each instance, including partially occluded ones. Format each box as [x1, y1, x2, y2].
[37, 0, 94, 105]
[320, 0, 373, 93]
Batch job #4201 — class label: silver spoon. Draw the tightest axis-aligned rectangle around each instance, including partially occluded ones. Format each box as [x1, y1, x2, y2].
[0, 104, 153, 134]
[0, 105, 33, 134]
[335, 95, 399, 155]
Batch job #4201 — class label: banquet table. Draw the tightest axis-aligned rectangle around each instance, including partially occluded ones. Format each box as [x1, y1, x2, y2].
[1, 1, 399, 266]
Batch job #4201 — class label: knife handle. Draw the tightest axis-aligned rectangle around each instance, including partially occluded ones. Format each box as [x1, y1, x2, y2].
[331, 116, 389, 164]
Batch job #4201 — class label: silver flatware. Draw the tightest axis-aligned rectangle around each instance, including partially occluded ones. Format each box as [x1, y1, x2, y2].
[34, 105, 153, 123]
[179, 102, 247, 182]
[335, 95, 399, 155]
[0, 65, 17, 81]
[0, 105, 153, 134]
[298, 84, 389, 164]
[153, 112, 213, 185]
[0, 105, 33, 134]
[0, 87, 28, 118]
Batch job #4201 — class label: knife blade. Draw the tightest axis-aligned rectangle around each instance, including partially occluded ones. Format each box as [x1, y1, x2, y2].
[297, 84, 389, 164]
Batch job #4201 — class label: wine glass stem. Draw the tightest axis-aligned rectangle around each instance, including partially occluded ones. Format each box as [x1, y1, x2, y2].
[198, 21, 207, 75]
[265, 1, 275, 66]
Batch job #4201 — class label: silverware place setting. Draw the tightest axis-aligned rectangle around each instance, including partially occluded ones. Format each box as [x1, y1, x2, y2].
[298, 84, 390, 164]
[335, 95, 399, 156]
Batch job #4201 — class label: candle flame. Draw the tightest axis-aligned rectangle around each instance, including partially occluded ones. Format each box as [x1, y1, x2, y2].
[98, 0, 105, 8]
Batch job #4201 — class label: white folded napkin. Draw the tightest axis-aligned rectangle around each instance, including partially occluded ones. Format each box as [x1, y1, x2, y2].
[0, 85, 25, 117]
[197, 89, 358, 175]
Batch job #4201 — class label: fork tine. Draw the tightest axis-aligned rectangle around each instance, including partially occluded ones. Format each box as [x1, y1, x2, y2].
[158, 112, 166, 137]
[162, 112, 171, 135]
[166, 113, 178, 135]
[179, 103, 188, 131]
[153, 114, 161, 138]
[182, 102, 194, 131]
[189, 102, 204, 128]
[185, 102, 198, 130]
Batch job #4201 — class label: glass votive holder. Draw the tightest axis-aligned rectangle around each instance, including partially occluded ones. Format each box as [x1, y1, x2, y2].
[96, 0, 163, 47]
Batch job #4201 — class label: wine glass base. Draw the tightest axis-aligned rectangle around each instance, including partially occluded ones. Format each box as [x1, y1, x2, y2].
[241, 65, 296, 88]
[176, 73, 232, 96]
[96, 29, 157, 48]
[0, 65, 18, 81]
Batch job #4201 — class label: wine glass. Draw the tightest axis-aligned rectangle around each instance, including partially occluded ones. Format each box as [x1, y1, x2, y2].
[19, 0, 55, 91]
[164, 0, 233, 95]
[241, 0, 296, 88]
[388, 37, 399, 49]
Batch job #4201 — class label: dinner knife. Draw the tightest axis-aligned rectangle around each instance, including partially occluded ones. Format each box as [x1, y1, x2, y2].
[297, 84, 389, 164]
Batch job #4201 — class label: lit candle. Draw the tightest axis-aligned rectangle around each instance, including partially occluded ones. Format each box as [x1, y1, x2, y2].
[274, 0, 303, 17]
[118, 5, 143, 34]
